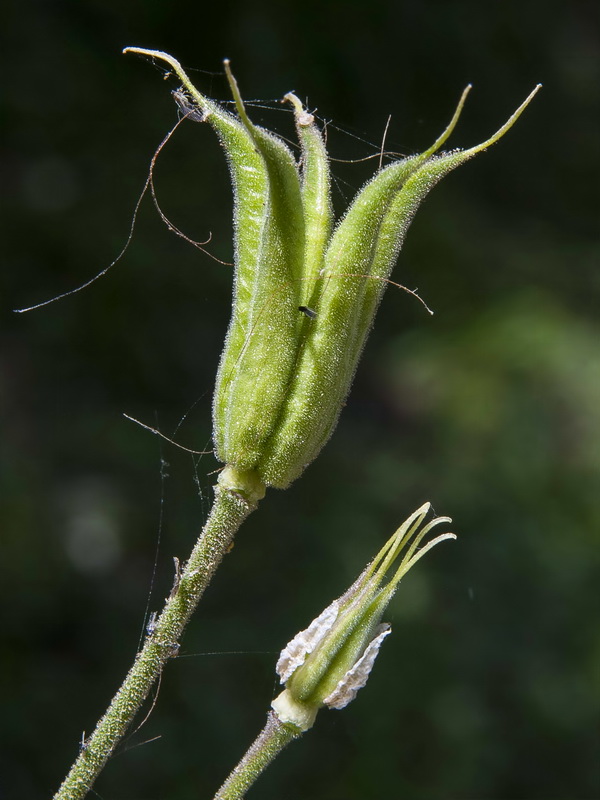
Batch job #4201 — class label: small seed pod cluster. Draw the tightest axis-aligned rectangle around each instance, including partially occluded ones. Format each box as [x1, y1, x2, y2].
[125, 49, 539, 497]
[271, 504, 456, 731]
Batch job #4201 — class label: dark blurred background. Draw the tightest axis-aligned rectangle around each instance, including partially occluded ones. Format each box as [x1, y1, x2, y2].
[2, 1, 599, 798]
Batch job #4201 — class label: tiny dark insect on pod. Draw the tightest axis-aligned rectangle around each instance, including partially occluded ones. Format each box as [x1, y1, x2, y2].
[298, 305, 317, 319]
[172, 89, 207, 122]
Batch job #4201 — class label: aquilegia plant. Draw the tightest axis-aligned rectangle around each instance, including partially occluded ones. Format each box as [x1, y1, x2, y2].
[52, 48, 539, 800]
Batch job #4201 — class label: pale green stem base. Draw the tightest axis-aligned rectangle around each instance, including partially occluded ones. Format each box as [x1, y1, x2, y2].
[214, 712, 301, 800]
[54, 483, 258, 800]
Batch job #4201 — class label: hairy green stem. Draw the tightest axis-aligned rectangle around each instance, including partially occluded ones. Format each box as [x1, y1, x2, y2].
[214, 712, 301, 800]
[54, 483, 259, 800]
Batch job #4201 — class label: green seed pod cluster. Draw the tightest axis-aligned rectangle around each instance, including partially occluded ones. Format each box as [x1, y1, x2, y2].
[271, 504, 455, 731]
[125, 49, 539, 494]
